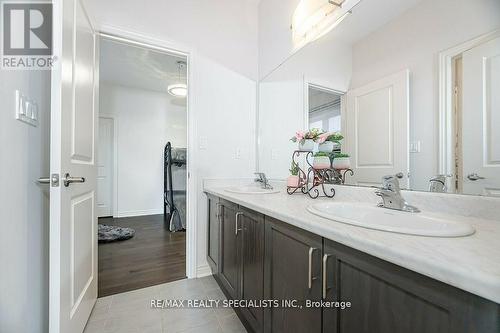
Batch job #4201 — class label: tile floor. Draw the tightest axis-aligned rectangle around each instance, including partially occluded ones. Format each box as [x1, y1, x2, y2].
[84, 276, 247, 333]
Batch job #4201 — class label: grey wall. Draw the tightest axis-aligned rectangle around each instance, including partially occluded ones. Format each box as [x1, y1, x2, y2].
[0, 70, 51, 331]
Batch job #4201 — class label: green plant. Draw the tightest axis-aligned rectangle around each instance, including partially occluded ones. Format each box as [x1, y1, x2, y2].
[334, 153, 350, 158]
[289, 161, 299, 176]
[326, 133, 344, 142]
[314, 152, 330, 157]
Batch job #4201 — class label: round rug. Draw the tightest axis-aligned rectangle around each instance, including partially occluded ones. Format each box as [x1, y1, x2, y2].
[98, 224, 135, 243]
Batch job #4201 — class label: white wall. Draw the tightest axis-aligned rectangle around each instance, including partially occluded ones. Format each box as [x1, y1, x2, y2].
[193, 56, 257, 270]
[0, 71, 51, 331]
[100, 83, 186, 217]
[351, 0, 500, 190]
[83, 0, 259, 275]
[258, 0, 301, 80]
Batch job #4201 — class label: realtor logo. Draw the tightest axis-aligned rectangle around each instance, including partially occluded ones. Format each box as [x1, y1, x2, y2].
[1, 1, 54, 69]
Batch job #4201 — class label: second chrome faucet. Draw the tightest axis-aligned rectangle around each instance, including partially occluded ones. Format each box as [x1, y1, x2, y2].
[254, 172, 273, 190]
[375, 173, 420, 213]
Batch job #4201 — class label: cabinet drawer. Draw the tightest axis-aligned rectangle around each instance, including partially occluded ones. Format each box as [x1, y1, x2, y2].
[264, 217, 323, 333]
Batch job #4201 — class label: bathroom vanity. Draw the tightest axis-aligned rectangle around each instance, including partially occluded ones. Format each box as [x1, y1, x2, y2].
[204, 182, 500, 333]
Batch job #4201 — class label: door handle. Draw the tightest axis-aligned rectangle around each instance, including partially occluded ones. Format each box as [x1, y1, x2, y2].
[38, 177, 50, 184]
[63, 173, 85, 187]
[37, 174, 59, 187]
[467, 173, 485, 181]
[235, 212, 243, 235]
[322, 254, 332, 299]
[308, 247, 318, 289]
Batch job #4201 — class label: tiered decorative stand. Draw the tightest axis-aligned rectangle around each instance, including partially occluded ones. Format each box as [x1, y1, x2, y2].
[286, 150, 354, 199]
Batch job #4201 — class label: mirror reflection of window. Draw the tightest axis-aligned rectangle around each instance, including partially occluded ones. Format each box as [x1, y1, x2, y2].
[308, 86, 343, 133]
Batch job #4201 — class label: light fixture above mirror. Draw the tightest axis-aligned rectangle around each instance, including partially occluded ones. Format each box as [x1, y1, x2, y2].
[291, 0, 361, 50]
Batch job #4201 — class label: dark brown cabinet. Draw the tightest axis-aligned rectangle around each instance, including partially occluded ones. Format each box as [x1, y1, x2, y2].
[264, 217, 323, 333]
[212, 200, 266, 331]
[206, 194, 500, 333]
[219, 199, 240, 299]
[239, 207, 265, 333]
[322, 239, 500, 333]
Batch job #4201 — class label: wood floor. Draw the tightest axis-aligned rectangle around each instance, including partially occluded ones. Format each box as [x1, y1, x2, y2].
[98, 214, 186, 297]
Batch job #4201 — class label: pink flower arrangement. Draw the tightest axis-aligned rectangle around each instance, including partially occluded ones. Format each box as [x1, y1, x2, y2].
[290, 129, 323, 144]
[292, 130, 305, 142]
[317, 132, 330, 144]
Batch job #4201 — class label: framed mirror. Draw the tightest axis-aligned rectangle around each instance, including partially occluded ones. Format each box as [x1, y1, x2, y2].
[257, 0, 500, 197]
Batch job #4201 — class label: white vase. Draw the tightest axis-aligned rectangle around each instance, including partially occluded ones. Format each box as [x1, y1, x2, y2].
[332, 157, 351, 170]
[318, 141, 334, 152]
[299, 139, 314, 151]
[313, 156, 331, 169]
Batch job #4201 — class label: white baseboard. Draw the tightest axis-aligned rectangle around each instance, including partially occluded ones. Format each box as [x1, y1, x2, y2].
[114, 209, 163, 218]
[196, 264, 212, 278]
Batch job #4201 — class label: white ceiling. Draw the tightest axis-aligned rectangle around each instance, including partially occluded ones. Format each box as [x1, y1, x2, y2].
[323, 0, 424, 46]
[100, 38, 187, 93]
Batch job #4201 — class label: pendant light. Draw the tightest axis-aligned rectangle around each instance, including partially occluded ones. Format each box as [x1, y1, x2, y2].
[168, 61, 187, 97]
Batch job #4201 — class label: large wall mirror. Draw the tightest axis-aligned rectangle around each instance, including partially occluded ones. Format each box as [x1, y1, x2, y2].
[258, 0, 500, 197]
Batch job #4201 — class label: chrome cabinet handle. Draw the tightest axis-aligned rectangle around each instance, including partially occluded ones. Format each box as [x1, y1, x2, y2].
[216, 203, 222, 219]
[467, 173, 485, 181]
[308, 247, 318, 289]
[235, 212, 243, 235]
[63, 173, 85, 187]
[322, 254, 332, 299]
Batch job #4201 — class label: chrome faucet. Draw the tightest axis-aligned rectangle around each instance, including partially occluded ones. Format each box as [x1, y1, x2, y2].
[375, 173, 420, 213]
[429, 174, 451, 193]
[254, 172, 273, 190]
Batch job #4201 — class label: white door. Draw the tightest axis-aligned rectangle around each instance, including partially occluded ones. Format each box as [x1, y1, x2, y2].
[49, 0, 98, 332]
[462, 37, 500, 196]
[345, 70, 410, 187]
[97, 117, 113, 217]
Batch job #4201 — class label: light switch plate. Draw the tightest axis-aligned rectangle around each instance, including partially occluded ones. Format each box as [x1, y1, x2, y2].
[15, 90, 38, 127]
[199, 136, 208, 150]
[409, 141, 421, 153]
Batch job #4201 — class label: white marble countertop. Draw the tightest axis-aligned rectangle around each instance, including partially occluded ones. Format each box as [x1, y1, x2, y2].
[203, 179, 500, 304]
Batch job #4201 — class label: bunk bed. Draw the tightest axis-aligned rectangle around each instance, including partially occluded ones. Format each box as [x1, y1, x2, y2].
[163, 142, 187, 232]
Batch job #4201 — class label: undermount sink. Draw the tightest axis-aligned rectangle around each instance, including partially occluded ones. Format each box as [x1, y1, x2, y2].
[307, 202, 475, 237]
[225, 185, 280, 195]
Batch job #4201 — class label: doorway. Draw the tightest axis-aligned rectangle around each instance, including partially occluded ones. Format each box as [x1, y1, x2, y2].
[307, 84, 343, 134]
[97, 35, 188, 296]
[440, 31, 500, 196]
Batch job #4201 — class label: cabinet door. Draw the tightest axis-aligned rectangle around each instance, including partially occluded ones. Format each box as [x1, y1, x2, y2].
[322, 239, 500, 333]
[240, 207, 265, 332]
[219, 200, 240, 299]
[206, 195, 220, 274]
[264, 217, 322, 333]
